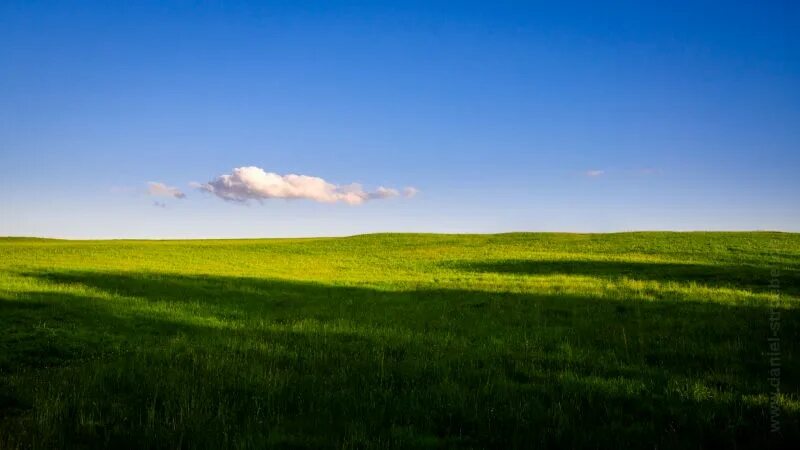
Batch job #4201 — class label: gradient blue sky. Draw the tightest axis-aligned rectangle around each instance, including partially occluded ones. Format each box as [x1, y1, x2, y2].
[2, 1, 798, 238]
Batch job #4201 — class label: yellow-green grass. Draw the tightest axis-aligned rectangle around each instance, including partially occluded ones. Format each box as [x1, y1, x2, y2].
[0, 232, 798, 448]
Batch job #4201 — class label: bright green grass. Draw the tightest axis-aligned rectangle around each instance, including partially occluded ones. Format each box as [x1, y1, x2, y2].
[0, 232, 798, 449]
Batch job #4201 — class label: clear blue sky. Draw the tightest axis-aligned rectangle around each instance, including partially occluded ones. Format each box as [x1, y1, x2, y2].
[1, 1, 798, 238]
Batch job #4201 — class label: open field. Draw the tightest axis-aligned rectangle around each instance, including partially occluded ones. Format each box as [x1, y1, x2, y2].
[0, 232, 798, 448]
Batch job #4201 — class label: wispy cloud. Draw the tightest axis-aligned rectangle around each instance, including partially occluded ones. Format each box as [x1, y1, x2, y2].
[147, 182, 186, 199]
[368, 186, 399, 200]
[194, 166, 417, 205]
[402, 187, 419, 198]
[153, 201, 167, 208]
[585, 169, 605, 177]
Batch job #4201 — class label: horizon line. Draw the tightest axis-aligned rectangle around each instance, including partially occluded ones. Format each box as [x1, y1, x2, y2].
[1, 229, 797, 242]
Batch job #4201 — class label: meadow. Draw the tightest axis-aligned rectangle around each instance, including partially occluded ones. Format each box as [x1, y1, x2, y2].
[0, 232, 798, 449]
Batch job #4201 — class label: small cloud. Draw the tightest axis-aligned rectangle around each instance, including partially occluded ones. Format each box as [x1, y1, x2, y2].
[153, 201, 167, 208]
[147, 181, 186, 199]
[194, 166, 415, 206]
[369, 186, 400, 199]
[585, 170, 605, 177]
[403, 187, 419, 198]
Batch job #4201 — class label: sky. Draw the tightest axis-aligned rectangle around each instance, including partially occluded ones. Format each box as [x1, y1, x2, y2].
[1, 0, 798, 238]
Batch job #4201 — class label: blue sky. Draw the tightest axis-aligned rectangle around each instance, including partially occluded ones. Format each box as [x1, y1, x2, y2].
[1, 1, 798, 238]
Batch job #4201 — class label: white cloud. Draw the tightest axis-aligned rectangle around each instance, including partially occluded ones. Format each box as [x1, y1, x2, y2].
[147, 182, 186, 199]
[585, 170, 605, 177]
[194, 166, 416, 205]
[369, 186, 399, 199]
[402, 187, 419, 198]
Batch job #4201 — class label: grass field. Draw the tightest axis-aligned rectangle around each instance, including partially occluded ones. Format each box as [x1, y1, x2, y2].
[0, 232, 798, 449]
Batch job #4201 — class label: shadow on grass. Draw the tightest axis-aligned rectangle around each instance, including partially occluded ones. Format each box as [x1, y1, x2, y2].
[451, 259, 800, 295]
[0, 270, 798, 449]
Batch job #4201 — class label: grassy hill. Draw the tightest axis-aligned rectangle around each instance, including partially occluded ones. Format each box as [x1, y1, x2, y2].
[0, 232, 798, 448]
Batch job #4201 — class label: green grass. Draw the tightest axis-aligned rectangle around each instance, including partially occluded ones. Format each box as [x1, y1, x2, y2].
[0, 232, 798, 449]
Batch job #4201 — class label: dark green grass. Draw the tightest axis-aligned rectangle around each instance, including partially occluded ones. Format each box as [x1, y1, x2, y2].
[0, 232, 798, 448]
